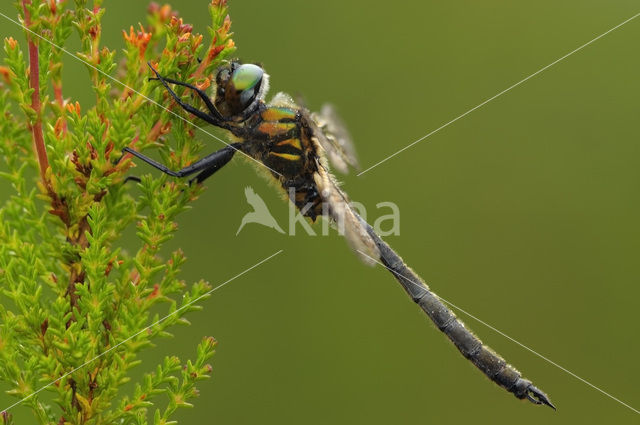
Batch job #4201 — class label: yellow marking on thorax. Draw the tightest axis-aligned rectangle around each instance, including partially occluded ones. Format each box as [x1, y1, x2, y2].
[275, 138, 302, 150]
[269, 152, 301, 161]
[258, 122, 297, 136]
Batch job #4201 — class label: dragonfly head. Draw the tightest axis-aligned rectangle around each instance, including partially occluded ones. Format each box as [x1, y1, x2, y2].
[215, 62, 269, 118]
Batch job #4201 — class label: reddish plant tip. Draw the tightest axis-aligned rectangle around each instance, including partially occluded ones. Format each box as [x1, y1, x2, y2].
[104, 141, 114, 158]
[122, 26, 135, 43]
[193, 33, 203, 45]
[73, 176, 87, 189]
[104, 259, 115, 276]
[123, 404, 134, 412]
[208, 44, 225, 60]
[5, 37, 18, 50]
[41, 319, 49, 336]
[130, 270, 141, 286]
[89, 25, 100, 40]
[147, 284, 160, 300]
[86, 141, 98, 160]
[66, 101, 81, 116]
[54, 117, 65, 137]
[0, 66, 11, 84]
[160, 4, 174, 21]
[204, 336, 218, 349]
[169, 16, 192, 35]
[195, 77, 211, 91]
[123, 25, 152, 58]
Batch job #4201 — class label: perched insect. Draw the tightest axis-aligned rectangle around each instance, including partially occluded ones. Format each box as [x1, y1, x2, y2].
[121, 61, 555, 409]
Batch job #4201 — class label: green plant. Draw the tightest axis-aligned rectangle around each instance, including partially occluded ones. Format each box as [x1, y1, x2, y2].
[0, 1, 236, 424]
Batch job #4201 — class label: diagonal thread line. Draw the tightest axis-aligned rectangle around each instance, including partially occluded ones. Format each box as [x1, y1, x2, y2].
[357, 11, 640, 176]
[0, 250, 284, 414]
[0, 11, 284, 178]
[357, 249, 640, 415]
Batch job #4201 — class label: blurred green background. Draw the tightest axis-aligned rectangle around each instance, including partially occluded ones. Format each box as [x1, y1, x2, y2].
[2, 0, 640, 423]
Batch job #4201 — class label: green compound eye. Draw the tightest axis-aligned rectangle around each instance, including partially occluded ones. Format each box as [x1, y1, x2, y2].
[231, 63, 263, 92]
[224, 63, 264, 115]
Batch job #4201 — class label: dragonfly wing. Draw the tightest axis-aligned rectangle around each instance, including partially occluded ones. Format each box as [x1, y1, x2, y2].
[269, 91, 298, 108]
[311, 104, 360, 174]
[313, 163, 379, 265]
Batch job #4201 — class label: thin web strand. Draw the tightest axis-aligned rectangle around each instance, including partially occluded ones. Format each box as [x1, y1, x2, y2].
[357, 249, 640, 415]
[357, 11, 640, 176]
[0, 11, 283, 177]
[0, 250, 284, 414]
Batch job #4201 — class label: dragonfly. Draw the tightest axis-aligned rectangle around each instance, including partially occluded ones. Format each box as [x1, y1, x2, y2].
[121, 60, 555, 409]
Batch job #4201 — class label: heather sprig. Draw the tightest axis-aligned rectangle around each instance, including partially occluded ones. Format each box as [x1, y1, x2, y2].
[0, 1, 235, 424]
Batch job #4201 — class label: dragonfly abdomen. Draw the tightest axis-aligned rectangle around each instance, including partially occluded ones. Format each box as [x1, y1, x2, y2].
[422, 292, 527, 393]
[287, 180, 323, 220]
[361, 219, 554, 407]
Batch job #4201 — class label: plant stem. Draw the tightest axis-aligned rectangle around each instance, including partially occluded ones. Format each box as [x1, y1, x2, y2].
[22, 0, 50, 184]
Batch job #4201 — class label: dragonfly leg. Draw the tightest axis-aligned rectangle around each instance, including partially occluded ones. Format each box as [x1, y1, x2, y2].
[119, 144, 239, 180]
[122, 175, 141, 185]
[188, 146, 237, 185]
[148, 62, 225, 122]
[147, 62, 232, 130]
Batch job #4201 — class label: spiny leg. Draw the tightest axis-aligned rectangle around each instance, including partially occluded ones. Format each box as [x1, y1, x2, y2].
[119, 144, 239, 180]
[147, 62, 224, 122]
[147, 62, 233, 131]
